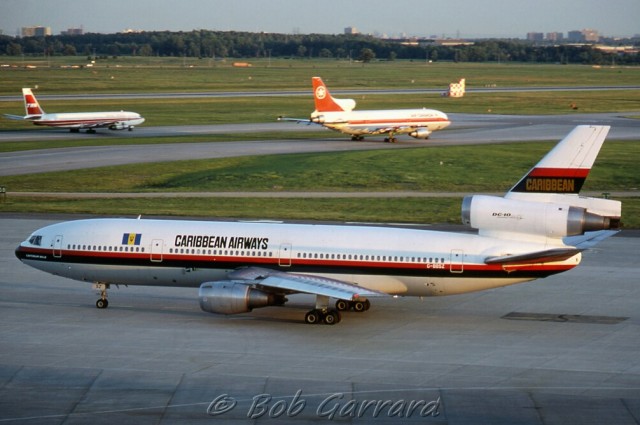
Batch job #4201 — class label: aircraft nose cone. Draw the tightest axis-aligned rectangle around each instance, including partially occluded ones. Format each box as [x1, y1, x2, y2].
[440, 112, 451, 128]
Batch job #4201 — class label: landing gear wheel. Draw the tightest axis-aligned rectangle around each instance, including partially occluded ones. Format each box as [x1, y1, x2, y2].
[353, 301, 367, 312]
[93, 283, 110, 309]
[335, 299, 350, 311]
[323, 310, 341, 325]
[305, 310, 320, 324]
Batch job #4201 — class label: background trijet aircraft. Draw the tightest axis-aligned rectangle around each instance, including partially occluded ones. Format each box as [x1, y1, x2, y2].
[279, 77, 450, 142]
[16, 126, 620, 325]
[3, 88, 145, 133]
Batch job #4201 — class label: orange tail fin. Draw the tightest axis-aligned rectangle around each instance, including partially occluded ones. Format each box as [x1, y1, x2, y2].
[312, 77, 346, 112]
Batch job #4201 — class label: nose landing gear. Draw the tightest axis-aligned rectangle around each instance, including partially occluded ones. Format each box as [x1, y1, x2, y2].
[93, 283, 110, 309]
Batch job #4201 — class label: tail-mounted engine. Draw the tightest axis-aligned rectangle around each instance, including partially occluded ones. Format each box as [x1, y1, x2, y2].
[461, 195, 620, 239]
[199, 281, 283, 315]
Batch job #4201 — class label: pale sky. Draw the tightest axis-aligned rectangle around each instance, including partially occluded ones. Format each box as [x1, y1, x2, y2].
[1, 0, 638, 39]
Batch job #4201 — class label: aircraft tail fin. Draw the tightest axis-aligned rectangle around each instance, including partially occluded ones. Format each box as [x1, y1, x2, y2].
[508, 125, 609, 197]
[312, 77, 356, 113]
[22, 88, 45, 117]
[444, 78, 465, 98]
[462, 125, 621, 242]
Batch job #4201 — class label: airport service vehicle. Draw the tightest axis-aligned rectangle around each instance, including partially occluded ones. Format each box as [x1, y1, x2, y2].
[3, 88, 145, 133]
[280, 77, 450, 142]
[15, 126, 620, 325]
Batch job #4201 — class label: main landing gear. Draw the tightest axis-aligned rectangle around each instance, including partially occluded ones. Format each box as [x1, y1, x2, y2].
[93, 283, 110, 309]
[304, 308, 341, 325]
[335, 298, 370, 312]
[304, 295, 370, 325]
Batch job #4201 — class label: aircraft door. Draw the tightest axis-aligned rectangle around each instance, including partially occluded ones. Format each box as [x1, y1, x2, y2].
[450, 249, 464, 273]
[53, 234, 63, 258]
[151, 239, 163, 262]
[278, 243, 292, 267]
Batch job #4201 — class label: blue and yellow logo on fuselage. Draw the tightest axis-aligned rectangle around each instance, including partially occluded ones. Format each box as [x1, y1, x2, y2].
[122, 233, 142, 245]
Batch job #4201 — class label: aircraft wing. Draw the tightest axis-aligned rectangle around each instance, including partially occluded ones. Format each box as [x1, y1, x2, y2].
[484, 248, 582, 265]
[485, 229, 620, 266]
[81, 120, 124, 129]
[228, 267, 388, 300]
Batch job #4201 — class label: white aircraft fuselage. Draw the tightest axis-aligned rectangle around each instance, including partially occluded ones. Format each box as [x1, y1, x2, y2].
[16, 217, 577, 297]
[310, 108, 451, 138]
[28, 111, 145, 129]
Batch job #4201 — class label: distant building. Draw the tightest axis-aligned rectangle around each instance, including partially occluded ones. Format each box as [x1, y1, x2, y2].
[582, 29, 599, 42]
[62, 27, 84, 36]
[21, 26, 52, 37]
[434, 39, 474, 47]
[527, 32, 544, 42]
[567, 30, 584, 42]
[546, 32, 563, 42]
[568, 29, 600, 43]
[344, 27, 358, 35]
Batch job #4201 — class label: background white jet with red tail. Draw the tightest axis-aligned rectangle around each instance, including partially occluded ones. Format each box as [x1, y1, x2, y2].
[280, 77, 450, 142]
[3, 88, 145, 133]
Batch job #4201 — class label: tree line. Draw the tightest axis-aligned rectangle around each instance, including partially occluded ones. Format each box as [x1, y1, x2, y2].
[1, 30, 638, 65]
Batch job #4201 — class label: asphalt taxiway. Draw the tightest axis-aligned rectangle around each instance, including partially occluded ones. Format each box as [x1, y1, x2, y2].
[1, 112, 640, 176]
[1, 217, 639, 424]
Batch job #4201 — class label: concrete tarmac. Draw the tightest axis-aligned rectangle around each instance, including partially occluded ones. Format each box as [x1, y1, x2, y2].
[1, 217, 639, 424]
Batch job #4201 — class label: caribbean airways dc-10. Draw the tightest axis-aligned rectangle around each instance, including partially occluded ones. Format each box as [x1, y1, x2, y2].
[3, 88, 145, 133]
[279, 77, 450, 142]
[16, 126, 620, 325]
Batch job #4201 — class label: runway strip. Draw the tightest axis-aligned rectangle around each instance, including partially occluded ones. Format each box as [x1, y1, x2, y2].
[1, 113, 639, 177]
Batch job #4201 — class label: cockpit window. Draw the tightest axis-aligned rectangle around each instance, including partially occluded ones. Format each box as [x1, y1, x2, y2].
[28, 235, 42, 246]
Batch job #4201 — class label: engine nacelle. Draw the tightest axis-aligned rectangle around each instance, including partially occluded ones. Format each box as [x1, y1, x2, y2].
[109, 122, 127, 130]
[311, 114, 326, 124]
[461, 195, 616, 238]
[199, 281, 278, 315]
[409, 129, 432, 139]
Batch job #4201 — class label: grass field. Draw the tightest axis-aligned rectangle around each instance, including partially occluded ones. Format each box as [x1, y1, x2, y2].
[1, 60, 639, 130]
[2, 58, 640, 94]
[2, 141, 638, 193]
[1, 59, 638, 225]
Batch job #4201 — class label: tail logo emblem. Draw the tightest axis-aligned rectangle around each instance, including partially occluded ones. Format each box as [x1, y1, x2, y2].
[315, 86, 326, 100]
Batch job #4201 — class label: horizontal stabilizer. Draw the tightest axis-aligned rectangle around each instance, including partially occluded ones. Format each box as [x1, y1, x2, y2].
[564, 229, 620, 250]
[277, 116, 315, 125]
[2, 114, 26, 121]
[485, 248, 581, 265]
